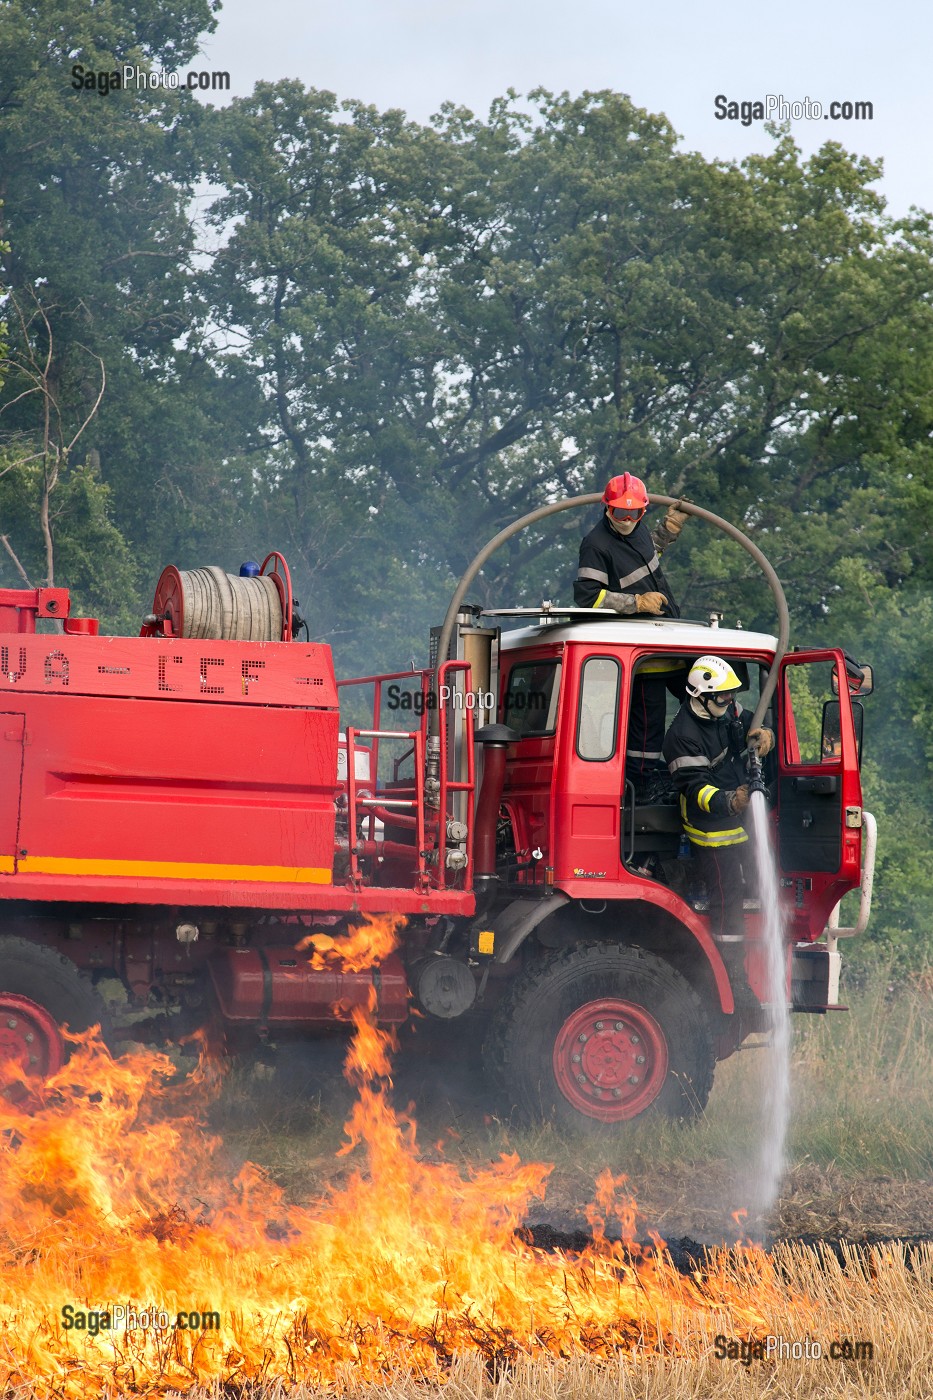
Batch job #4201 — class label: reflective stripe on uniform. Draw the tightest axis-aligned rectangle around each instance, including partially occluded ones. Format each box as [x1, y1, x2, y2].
[626, 748, 662, 759]
[669, 753, 709, 773]
[616, 555, 660, 590]
[683, 821, 748, 847]
[576, 566, 610, 584]
[697, 784, 718, 812]
[636, 658, 688, 675]
[675, 745, 730, 769]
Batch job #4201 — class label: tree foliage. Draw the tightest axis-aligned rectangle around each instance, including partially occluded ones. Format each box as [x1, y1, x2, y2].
[0, 0, 219, 600]
[200, 87, 933, 665]
[0, 3, 931, 961]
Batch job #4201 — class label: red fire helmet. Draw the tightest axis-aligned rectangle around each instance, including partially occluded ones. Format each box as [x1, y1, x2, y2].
[602, 472, 649, 512]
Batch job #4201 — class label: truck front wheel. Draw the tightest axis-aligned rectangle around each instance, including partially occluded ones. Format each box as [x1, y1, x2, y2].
[0, 937, 111, 1089]
[485, 943, 714, 1132]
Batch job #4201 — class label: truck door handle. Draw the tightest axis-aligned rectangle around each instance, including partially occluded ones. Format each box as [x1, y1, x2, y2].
[794, 775, 838, 795]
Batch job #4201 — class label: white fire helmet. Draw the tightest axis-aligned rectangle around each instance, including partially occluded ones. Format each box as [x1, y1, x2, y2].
[685, 655, 743, 699]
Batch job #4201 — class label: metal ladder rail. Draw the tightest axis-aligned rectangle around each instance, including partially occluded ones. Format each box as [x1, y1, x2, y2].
[345, 726, 427, 889]
[435, 660, 477, 891]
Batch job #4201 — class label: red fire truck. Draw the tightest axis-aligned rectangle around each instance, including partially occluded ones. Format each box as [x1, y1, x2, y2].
[0, 525, 874, 1131]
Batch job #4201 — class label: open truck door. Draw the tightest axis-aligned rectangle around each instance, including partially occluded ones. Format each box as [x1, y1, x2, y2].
[777, 648, 865, 941]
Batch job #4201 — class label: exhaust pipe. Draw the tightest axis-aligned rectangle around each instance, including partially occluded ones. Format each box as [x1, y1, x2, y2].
[472, 724, 517, 913]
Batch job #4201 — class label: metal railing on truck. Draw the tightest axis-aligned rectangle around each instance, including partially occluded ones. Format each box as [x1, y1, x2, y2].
[336, 661, 475, 892]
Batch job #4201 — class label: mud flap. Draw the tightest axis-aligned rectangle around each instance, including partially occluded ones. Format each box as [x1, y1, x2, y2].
[479, 894, 572, 965]
[791, 943, 843, 1012]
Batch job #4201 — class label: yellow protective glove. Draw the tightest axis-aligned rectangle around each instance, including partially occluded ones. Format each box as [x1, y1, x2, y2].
[635, 591, 667, 615]
[663, 502, 690, 538]
[748, 726, 774, 757]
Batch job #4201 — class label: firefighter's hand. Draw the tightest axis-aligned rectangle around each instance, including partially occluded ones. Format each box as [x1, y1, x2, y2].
[663, 502, 690, 538]
[748, 726, 774, 757]
[636, 591, 667, 615]
[727, 785, 750, 815]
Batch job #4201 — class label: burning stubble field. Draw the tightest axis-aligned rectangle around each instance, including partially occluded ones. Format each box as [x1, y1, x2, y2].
[1, 943, 932, 1399]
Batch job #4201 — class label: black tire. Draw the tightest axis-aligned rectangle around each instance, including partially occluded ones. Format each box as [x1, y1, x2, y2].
[484, 943, 714, 1134]
[0, 935, 111, 1078]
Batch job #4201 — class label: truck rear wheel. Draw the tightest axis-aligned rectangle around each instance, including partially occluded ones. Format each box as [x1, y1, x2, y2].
[485, 943, 714, 1132]
[0, 937, 110, 1087]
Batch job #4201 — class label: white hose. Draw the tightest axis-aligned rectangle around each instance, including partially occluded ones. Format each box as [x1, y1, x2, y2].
[177, 568, 283, 641]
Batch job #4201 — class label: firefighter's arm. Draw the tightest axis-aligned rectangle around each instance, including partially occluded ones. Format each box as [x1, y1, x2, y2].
[600, 591, 637, 613]
[597, 590, 666, 615]
[667, 748, 735, 817]
[747, 725, 774, 757]
[736, 705, 774, 757]
[652, 502, 690, 552]
[574, 541, 638, 610]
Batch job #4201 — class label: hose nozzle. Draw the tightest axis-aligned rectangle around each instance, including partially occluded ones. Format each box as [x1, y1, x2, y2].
[746, 739, 766, 796]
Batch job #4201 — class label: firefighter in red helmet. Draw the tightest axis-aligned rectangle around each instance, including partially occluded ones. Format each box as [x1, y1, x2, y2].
[574, 473, 687, 618]
[574, 473, 690, 785]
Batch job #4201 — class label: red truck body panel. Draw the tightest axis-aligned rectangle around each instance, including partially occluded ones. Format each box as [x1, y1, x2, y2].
[0, 631, 471, 914]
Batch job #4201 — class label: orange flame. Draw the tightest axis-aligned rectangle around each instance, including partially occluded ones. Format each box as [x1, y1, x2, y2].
[296, 912, 405, 971]
[0, 954, 798, 1395]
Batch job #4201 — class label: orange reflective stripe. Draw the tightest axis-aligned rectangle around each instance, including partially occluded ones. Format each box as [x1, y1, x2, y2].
[17, 856, 332, 884]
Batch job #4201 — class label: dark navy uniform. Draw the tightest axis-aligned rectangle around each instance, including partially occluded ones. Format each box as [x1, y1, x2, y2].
[661, 699, 753, 939]
[574, 513, 682, 782]
[625, 658, 688, 783]
[574, 514, 680, 616]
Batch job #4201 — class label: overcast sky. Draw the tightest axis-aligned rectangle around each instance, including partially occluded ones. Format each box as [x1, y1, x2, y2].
[194, 0, 928, 219]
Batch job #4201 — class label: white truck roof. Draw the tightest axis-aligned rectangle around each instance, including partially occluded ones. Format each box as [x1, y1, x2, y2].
[497, 616, 778, 654]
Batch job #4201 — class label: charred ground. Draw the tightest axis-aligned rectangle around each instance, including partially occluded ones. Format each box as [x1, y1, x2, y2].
[213, 971, 933, 1251]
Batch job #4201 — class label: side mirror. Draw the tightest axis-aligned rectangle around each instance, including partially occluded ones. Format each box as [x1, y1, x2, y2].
[822, 699, 864, 766]
[831, 658, 874, 697]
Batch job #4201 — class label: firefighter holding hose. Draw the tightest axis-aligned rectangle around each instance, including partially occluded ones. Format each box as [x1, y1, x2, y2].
[661, 656, 774, 943]
[574, 473, 690, 787]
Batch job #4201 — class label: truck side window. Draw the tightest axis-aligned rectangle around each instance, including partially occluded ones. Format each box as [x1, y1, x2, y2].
[576, 656, 621, 761]
[503, 660, 561, 738]
[783, 661, 835, 766]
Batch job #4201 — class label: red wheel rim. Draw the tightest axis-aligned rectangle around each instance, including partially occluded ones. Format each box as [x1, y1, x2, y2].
[0, 993, 65, 1082]
[552, 998, 668, 1122]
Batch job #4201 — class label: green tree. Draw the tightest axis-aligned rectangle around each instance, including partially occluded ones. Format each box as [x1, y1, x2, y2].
[201, 87, 933, 671]
[3, 47, 931, 963]
[0, 0, 219, 619]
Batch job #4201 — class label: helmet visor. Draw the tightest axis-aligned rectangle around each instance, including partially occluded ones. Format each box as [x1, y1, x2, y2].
[707, 689, 740, 709]
[608, 504, 645, 524]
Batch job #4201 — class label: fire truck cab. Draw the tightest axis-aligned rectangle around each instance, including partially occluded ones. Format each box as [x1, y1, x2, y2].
[458, 608, 873, 1129]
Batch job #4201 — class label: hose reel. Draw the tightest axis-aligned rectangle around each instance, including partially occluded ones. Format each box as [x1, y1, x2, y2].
[144, 552, 293, 641]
